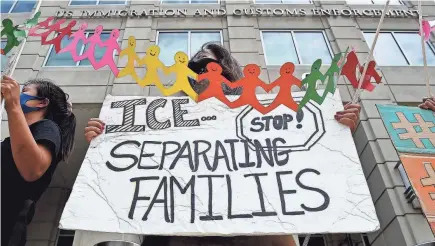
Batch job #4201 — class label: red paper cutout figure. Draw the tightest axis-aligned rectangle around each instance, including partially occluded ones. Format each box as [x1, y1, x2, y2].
[261, 62, 301, 114]
[74, 25, 103, 63]
[27, 17, 58, 36]
[341, 51, 382, 92]
[197, 62, 238, 105]
[91, 29, 121, 76]
[41, 20, 76, 53]
[27, 17, 76, 52]
[225, 64, 270, 112]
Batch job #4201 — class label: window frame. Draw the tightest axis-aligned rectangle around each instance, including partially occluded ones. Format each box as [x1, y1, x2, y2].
[362, 30, 435, 66]
[254, 0, 312, 4]
[160, 0, 220, 4]
[260, 30, 334, 66]
[42, 31, 117, 68]
[68, 0, 128, 6]
[346, 0, 403, 5]
[298, 234, 327, 246]
[156, 30, 224, 60]
[55, 229, 75, 246]
[2, 0, 36, 14]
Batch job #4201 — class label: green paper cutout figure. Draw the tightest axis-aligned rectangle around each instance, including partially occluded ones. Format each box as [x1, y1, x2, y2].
[1, 19, 24, 55]
[298, 59, 325, 111]
[320, 47, 349, 101]
[24, 11, 41, 28]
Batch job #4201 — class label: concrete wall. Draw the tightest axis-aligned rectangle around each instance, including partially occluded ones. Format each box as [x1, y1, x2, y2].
[1, 0, 435, 245]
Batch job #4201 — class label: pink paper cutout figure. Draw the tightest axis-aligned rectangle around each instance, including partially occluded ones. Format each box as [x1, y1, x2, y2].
[41, 20, 77, 53]
[421, 20, 435, 41]
[74, 25, 103, 63]
[58, 22, 88, 60]
[91, 29, 121, 76]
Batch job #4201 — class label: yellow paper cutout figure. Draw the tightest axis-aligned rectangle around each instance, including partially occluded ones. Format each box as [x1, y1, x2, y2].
[139, 45, 167, 90]
[162, 51, 198, 101]
[117, 36, 141, 83]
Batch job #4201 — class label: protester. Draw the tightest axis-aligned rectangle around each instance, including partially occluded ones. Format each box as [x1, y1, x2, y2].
[1, 76, 76, 246]
[84, 43, 361, 246]
[418, 96, 435, 111]
[188, 42, 243, 95]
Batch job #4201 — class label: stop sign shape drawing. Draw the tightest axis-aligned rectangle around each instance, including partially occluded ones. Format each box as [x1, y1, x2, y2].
[236, 98, 325, 152]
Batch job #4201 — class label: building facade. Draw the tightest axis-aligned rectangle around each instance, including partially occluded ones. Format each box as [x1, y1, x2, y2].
[1, 0, 435, 245]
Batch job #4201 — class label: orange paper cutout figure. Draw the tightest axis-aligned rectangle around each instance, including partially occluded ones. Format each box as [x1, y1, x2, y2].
[163, 51, 198, 101]
[261, 62, 301, 114]
[341, 51, 382, 92]
[139, 45, 167, 90]
[197, 62, 237, 105]
[225, 64, 270, 112]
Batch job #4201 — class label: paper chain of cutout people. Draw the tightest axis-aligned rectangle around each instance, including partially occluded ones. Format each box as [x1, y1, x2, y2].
[2, 12, 385, 114]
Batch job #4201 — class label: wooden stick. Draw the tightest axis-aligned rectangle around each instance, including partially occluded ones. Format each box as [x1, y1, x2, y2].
[1, 0, 43, 122]
[351, 0, 391, 103]
[418, 0, 433, 98]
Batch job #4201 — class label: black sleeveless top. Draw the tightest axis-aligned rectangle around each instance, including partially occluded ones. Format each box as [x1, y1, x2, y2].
[1, 120, 61, 245]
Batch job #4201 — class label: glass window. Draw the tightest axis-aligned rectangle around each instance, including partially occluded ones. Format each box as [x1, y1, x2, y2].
[1, 0, 36, 13]
[10, 0, 36, 13]
[255, 0, 311, 3]
[262, 31, 332, 65]
[1, 0, 15, 13]
[69, 0, 126, 5]
[157, 31, 222, 66]
[161, 0, 218, 3]
[363, 32, 435, 66]
[44, 32, 113, 67]
[56, 230, 75, 246]
[347, 0, 402, 4]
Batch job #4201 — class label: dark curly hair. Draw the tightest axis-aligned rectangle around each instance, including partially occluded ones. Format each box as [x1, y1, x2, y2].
[189, 42, 243, 95]
[24, 78, 76, 161]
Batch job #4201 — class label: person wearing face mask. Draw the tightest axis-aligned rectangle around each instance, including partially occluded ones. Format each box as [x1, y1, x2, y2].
[84, 43, 361, 246]
[1, 76, 76, 246]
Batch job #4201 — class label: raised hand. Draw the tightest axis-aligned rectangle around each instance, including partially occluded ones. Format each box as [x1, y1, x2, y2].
[85, 118, 105, 143]
[335, 103, 361, 133]
[419, 97, 435, 112]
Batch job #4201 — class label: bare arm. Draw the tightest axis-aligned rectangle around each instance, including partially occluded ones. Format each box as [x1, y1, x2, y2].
[2, 76, 55, 182]
[7, 106, 53, 182]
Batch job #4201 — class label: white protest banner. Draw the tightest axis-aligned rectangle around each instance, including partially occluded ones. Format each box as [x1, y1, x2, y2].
[60, 91, 379, 236]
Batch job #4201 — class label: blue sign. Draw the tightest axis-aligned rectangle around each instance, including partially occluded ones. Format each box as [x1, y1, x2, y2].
[377, 104, 435, 155]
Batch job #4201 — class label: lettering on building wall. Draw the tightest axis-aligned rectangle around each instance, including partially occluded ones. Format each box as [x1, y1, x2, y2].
[56, 8, 419, 19]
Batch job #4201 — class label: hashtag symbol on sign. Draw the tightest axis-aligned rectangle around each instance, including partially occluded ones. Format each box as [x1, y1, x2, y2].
[421, 162, 435, 200]
[391, 112, 435, 148]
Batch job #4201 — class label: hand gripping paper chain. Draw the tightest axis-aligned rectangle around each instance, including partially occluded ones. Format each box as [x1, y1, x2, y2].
[1, 12, 384, 115]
